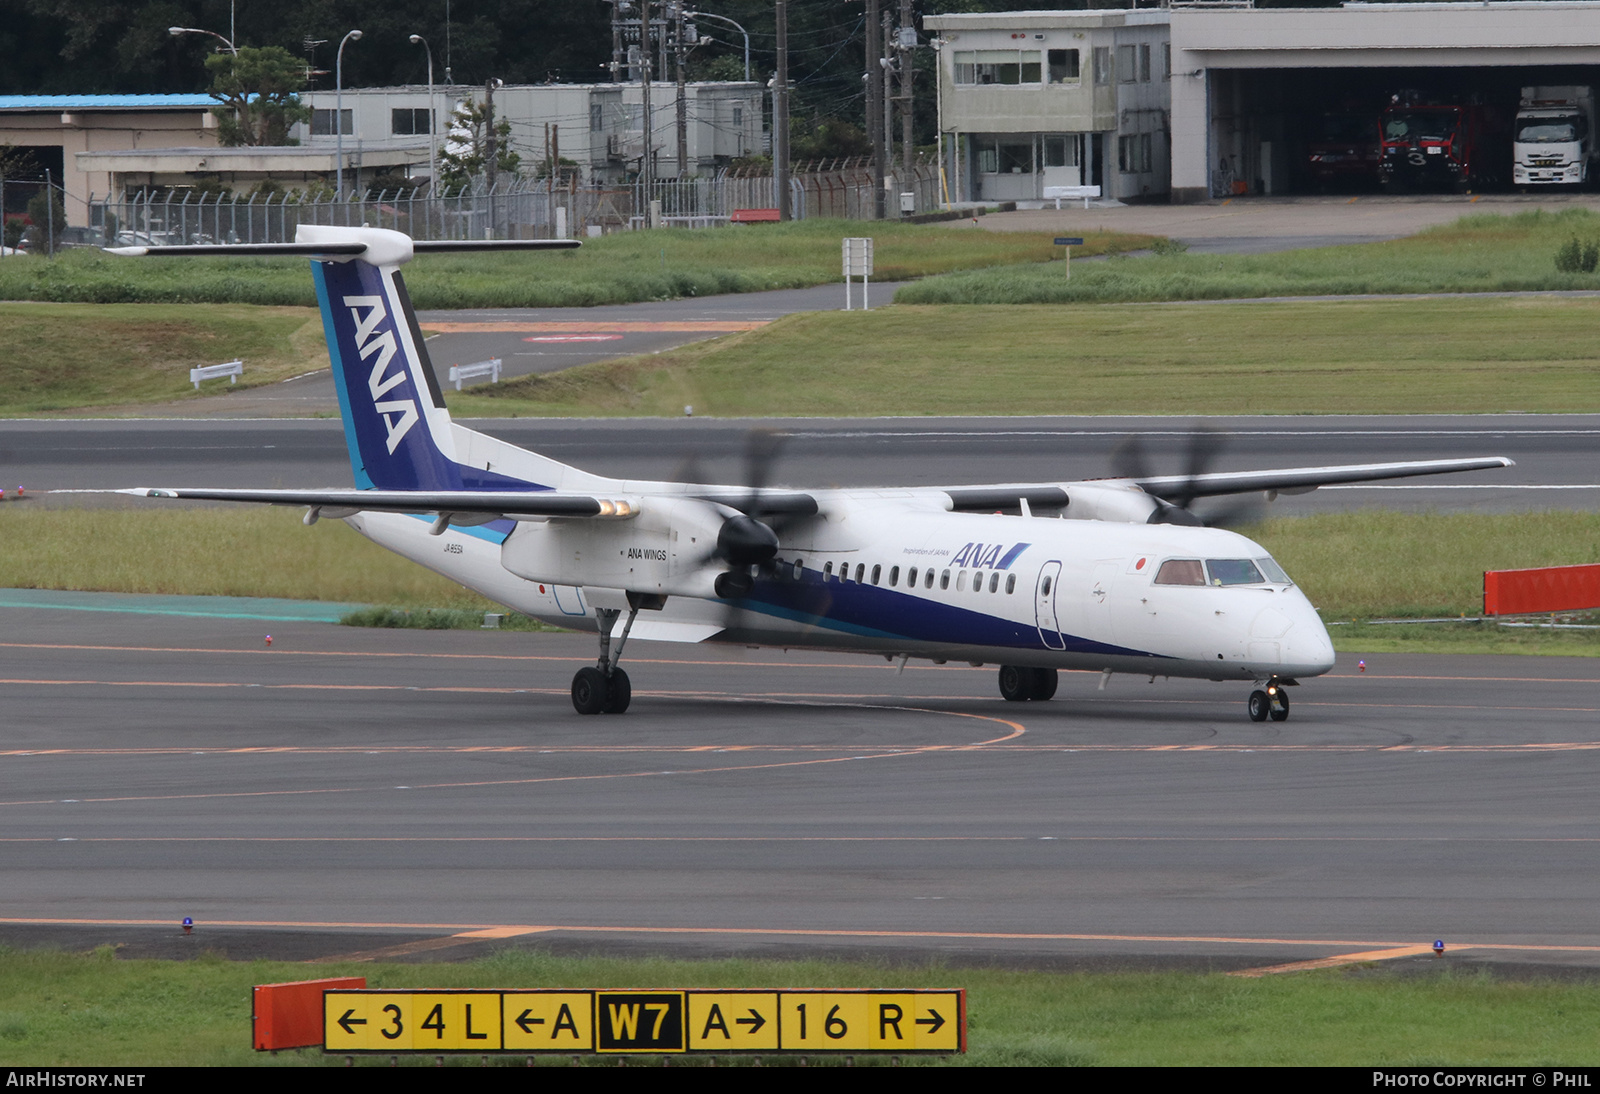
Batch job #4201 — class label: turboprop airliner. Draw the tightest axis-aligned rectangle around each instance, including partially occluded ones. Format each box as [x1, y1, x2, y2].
[108, 226, 1512, 719]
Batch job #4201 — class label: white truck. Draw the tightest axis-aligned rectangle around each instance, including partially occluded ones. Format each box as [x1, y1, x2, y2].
[1514, 86, 1596, 187]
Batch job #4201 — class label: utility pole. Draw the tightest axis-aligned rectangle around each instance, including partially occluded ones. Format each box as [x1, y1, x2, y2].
[640, 0, 653, 193]
[865, 0, 883, 219]
[775, 0, 790, 219]
[674, 1, 688, 177]
[900, 0, 915, 204]
[882, 9, 893, 214]
[610, 0, 624, 82]
[484, 77, 499, 190]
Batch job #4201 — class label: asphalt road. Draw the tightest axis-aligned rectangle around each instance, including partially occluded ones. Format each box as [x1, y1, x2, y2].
[10, 413, 1595, 515]
[3, 609, 1600, 971]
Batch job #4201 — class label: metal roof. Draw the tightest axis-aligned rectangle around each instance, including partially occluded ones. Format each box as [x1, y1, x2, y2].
[0, 94, 214, 111]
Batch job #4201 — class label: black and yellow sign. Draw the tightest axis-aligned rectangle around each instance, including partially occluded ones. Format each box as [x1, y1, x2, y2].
[324, 989, 963, 1055]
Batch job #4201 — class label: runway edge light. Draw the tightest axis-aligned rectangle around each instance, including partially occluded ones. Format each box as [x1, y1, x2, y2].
[255, 977, 367, 1051]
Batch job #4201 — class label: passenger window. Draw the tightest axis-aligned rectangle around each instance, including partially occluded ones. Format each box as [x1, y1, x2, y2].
[1154, 559, 1205, 586]
[956, 571, 967, 592]
[1205, 559, 1265, 586]
[1006, 574, 1016, 594]
[1042, 576, 1052, 596]
[974, 571, 985, 596]
[824, 561, 834, 580]
[926, 569, 937, 589]
[855, 563, 865, 583]
[871, 564, 881, 585]
[908, 566, 918, 587]
[940, 570, 951, 590]
[793, 559, 804, 580]
[890, 565, 900, 586]
[989, 572, 1000, 593]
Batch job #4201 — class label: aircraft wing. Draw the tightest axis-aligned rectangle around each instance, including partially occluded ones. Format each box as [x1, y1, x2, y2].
[1125, 456, 1515, 500]
[118, 487, 628, 518]
[116, 486, 822, 520]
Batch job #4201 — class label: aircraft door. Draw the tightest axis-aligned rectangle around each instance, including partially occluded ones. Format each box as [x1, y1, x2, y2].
[1034, 560, 1066, 650]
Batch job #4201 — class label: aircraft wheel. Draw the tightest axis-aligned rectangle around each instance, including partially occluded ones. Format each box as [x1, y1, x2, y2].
[604, 668, 632, 714]
[1269, 687, 1290, 722]
[998, 665, 1032, 702]
[1247, 689, 1270, 722]
[1030, 667, 1059, 701]
[571, 667, 608, 715]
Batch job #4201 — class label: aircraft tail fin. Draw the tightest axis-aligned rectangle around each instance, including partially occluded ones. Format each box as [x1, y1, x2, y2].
[304, 226, 549, 492]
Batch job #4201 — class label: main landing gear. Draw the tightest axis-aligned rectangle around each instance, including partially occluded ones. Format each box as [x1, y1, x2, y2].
[1247, 678, 1291, 723]
[999, 665, 1058, 702]
[572, 605, 638, 715]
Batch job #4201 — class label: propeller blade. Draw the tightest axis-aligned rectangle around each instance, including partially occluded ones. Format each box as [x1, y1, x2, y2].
[1110, 436, 1151, 483]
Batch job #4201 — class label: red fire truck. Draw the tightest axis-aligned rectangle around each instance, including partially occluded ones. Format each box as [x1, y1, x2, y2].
[1378, 98, 1511, 193]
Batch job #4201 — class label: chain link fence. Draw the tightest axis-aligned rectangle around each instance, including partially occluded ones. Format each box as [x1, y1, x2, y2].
[87, 160, 943, 246]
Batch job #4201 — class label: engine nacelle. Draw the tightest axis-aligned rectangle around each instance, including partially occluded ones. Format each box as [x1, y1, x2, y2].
[1060, 483, 1165, 524]
[500, 494, 733, 599]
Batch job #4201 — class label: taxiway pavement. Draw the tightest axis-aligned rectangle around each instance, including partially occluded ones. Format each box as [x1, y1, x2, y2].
[3, 608, 1600, 970]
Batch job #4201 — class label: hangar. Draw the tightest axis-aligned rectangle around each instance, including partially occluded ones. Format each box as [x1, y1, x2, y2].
[1169, 1, 1600, 202]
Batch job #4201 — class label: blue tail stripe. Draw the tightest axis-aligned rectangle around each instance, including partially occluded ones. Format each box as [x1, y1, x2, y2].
[312, 260, 374, 490]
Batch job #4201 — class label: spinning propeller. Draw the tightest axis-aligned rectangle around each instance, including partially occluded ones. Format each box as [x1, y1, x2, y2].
[1112, 428, 1265, 529]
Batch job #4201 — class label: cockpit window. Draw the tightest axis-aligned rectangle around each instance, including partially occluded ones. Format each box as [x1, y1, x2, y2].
[1154, 559, 1205, 586]
[1256, 556, 1292, 585]
[1205, 558, 1265, 586]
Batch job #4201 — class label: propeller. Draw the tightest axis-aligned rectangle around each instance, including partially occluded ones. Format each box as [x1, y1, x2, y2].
[670, 429, 806, 600]
[1114, 427, 1265, 529]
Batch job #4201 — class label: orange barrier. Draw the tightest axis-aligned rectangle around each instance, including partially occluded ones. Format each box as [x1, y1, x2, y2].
[1483, 563, 1600, 616]
[254, 976, 366, 1050]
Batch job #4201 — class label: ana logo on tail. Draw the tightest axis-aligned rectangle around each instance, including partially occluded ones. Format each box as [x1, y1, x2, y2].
[344, 293, 418, 454]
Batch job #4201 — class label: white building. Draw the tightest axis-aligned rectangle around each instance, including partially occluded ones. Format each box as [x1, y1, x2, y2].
[296, 81, 766, 184]
[1169, 2, 1600, 202]
[926, 8, 1172, 204]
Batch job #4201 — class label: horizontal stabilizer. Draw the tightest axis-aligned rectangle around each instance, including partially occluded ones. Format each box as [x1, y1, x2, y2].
[106, 238, 579, 259]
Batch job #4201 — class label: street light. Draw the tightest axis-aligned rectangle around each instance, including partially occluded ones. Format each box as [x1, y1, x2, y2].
[335, 29, 363, 198]
[168, 25, 238, 55]
[408, 34, 438, 192]
[685, 11, 749, 82]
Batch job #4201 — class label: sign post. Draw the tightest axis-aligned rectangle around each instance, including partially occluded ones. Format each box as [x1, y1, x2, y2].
[843, 237, 874, 310]
[1054, 236, 1084, 281]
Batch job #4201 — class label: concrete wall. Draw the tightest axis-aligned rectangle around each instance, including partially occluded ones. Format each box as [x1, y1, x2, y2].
[0, 108, 217, 221]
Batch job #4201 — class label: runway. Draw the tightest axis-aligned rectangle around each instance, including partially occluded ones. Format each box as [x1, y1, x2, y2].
[9, 412, 1596, 515]
[4, 606, 1600, 971]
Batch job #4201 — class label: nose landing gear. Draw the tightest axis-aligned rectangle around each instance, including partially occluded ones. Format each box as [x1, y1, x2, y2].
[1247, 678, 1291, 722]
[572, 605, 638, 715]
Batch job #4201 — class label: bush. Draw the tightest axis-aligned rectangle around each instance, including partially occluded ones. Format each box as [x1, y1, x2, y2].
[1554, 236, 1598, 272]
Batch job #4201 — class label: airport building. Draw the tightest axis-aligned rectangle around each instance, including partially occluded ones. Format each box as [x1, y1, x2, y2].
[925, 7, 1173, 204]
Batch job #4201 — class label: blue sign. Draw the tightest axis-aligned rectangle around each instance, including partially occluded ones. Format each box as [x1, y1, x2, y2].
[1054, 237, 1084, 246]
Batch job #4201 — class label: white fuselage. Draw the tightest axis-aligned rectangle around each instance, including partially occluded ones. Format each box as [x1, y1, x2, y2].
[346, 484, 1336, 683]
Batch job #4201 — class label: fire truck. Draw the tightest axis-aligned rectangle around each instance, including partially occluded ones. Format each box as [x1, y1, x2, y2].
[1378, 97, 1511, 193]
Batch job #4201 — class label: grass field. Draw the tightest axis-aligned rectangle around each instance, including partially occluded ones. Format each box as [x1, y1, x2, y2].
[1, 947, 1597, 1066]
[451, 294, 1600, 418]
[0, 220, 1149, 309]
[898, 207, 1600, 305]
[4, 505, 1595, 653]
[0, 302, 324, 413]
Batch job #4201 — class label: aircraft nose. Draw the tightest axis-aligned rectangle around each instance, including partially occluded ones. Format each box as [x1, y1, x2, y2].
[1249, 602, 1334, 676]
[1280, 603, 1336, 676]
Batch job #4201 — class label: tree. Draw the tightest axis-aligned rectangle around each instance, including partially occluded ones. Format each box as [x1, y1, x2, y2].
[438, 100, 520, 189]
[205, 46, 312, 147]
[26, 187, 66, 253]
